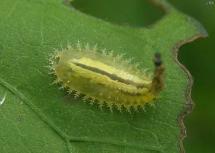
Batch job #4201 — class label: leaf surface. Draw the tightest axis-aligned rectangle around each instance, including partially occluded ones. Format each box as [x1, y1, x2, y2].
[0, 0, 207, 153]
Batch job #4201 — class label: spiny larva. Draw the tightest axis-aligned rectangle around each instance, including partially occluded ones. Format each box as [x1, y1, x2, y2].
[49, 42, 164, 112]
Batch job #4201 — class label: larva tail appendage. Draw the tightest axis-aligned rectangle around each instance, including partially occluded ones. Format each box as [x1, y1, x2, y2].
[151, 53, 165, 94]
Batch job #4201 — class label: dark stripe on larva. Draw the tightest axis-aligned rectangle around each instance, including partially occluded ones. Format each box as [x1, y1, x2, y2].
[73, 62, 146, 88]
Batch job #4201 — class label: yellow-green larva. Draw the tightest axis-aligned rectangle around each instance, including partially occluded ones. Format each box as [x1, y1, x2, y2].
[49, 42, 164, 112]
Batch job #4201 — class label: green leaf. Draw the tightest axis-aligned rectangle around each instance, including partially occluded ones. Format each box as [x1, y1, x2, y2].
[0, 0, 207, 153]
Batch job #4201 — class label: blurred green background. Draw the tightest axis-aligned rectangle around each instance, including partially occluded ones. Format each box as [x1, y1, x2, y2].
[71, 0, 215, 153]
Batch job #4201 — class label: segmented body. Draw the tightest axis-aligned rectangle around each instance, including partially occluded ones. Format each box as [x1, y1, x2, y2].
[50, 43, 163, 112]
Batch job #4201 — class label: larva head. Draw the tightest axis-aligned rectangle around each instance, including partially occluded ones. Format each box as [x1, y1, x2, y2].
[50, 43, 164, 112]
[154, 53, 162, 67]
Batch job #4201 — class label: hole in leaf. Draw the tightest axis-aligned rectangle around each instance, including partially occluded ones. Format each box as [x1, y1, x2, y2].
[70, 0, 165, 27]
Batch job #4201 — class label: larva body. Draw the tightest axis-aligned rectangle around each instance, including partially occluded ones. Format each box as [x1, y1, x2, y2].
[50, 43, 164, 112]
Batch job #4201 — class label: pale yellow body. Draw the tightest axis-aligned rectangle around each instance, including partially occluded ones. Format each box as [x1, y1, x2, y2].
[51, 44, 164, 112]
